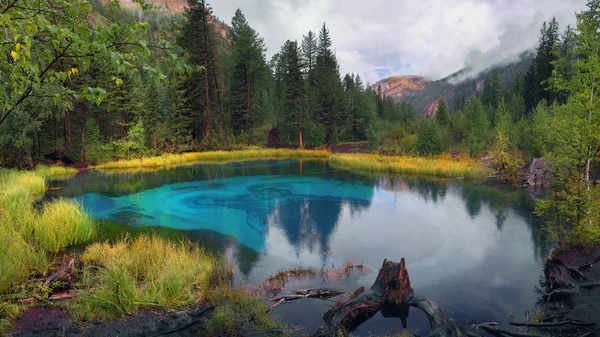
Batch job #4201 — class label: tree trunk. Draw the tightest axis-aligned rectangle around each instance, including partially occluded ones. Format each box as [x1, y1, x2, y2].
[65, 109, 71, 151]
[53, 113, 57, 151]
[588, 80, 593, 192]
[122, 111, 128, 159]
[153, 128, 157, 150]
[201, 1, 211, 140]
[204, 64, 210, 139]
[80, 101, 86, 163]
[298, 98, 303, 149]
[246, 70, 251, 146]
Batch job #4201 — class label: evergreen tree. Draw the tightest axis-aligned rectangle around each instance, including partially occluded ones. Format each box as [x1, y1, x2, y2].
[278, 40, 306, 147]
[314, 23, 343, 143]
[435, 98, 450, 127]
[539, 1, 600, 233]
[177, 0, 221, 141]
[227, 9, 268, 140]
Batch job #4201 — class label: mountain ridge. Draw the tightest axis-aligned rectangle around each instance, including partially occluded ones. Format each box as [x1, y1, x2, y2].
[372, 52, 534, 115]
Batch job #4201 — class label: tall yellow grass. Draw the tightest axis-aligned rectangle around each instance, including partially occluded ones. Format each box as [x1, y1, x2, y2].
[35, 165, 78, 178]
[95, 149, 489, 178]
[95, 149, 329, 169]
[0, 168, 93, 293]
[76, 235, 218, 319]
[328, 153, 491, 178]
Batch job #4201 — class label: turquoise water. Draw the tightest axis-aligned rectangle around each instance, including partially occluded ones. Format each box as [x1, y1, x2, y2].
[48, 160, 550, 335]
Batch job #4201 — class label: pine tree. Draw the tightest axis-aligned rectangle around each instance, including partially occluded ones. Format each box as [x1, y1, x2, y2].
[177, 0, 221, 142]
[314, 23, 342, 143]
[435, 98, 450, 127]
[278, 40, 305, 147]
[227, 9, 268, 140]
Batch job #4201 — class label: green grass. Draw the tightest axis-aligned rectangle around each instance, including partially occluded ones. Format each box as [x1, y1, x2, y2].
[34, 199, 95, 252]
[203, 286, 284, 336]
[74, 235, 220, 320]
[0, 168, 89, 296]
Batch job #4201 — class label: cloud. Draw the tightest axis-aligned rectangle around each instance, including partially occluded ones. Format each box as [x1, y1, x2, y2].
[210, 0, 585, 83]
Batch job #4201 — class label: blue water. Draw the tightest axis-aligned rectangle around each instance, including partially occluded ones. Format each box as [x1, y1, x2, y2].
[75, 175, 373, 252]
[48, 160, 550, 336]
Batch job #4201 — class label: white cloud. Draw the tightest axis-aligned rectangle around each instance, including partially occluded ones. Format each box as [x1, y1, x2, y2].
[210, 0, 585, 83]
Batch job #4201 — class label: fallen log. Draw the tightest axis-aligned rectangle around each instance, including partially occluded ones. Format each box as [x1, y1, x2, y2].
[509, 320, 595, 328]
[270, 289, 345, 302]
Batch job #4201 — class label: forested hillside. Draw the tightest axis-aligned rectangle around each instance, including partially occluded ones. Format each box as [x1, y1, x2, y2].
[0, 0, 594, 186]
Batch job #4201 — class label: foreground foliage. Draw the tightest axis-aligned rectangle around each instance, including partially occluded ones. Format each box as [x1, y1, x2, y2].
[74, 235, 218, 320]
[0, 167, 94, 332]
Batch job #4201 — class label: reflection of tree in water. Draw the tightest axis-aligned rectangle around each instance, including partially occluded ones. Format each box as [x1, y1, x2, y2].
[376, 176, 552, 261]
[273, 196, 373, 260]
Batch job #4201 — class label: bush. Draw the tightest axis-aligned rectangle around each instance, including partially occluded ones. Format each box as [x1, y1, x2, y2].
[304, 124, 326, 148]
[464, 133, 484, 158]
[415, 118, 443, 155]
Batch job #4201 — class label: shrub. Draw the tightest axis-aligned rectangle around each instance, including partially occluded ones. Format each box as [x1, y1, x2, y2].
[416, 119, 443, 155]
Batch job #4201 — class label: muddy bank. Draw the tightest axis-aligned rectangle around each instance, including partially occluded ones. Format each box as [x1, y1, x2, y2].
[8, 306, 214, 337]
[541, 245, 600, 336]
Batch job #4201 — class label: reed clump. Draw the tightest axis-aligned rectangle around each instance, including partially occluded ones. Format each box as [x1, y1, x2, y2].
[0, 168, 91, 293]
[328, 153, 490, 178]
[34, 165, 78, 178]
[75, 235, 220, 319]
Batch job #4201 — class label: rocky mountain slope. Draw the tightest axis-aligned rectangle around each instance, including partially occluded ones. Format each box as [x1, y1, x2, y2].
[373, 52, 534, 115]
[119, 0, 186, 11]
[370, 76, 432, 100]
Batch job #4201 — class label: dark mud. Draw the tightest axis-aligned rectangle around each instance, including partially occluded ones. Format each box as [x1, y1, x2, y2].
[541, 246, 600, 336]
[9, 306, 213, 337]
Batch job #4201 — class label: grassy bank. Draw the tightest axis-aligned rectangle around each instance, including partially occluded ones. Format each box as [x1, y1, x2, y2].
[96, 149, 490, 178]
[328, 153, 491, 178]
[95, 149, 329, 170]
[71, 234, 281, 333]
[0, 166, 282, 334]
[0, 166, 93, 332]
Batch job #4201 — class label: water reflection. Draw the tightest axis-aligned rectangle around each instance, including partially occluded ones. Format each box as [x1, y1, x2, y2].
[47, 160, 551, 335]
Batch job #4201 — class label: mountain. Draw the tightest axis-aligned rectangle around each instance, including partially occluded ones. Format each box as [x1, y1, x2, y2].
[371, 76, 432, 100]
[116, 1, 230, 39]
[376, 52, 534, 116]
[118, 0, 186, 11]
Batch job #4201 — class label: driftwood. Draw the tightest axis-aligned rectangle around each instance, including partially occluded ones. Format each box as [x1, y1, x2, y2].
[270, 289, 345, 302]
[43, 254, 75, 288]
[269, 289, 345, 311]
[312, 258, 465, 337]
[18, 288, 96, 303]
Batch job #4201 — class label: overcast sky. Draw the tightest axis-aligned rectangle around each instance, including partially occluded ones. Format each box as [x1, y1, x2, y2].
[211, 0, 585, 83]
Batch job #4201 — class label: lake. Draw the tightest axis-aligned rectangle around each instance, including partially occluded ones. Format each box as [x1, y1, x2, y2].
[47, 159, 550, 336]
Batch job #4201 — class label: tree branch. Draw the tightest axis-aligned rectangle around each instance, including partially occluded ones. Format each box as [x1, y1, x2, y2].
[0, 41, 73, 126]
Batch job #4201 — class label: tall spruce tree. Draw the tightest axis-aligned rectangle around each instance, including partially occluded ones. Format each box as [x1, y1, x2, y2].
[227, 9, 268, 141]
[278, 40, 306, 147]
[314, 23, 342, 143]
